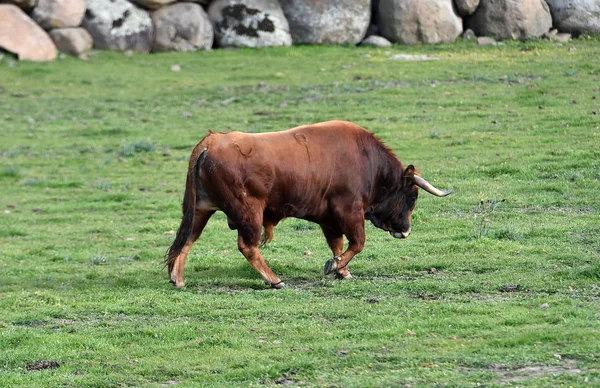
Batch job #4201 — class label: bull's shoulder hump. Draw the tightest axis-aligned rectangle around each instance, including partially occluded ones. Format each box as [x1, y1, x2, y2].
[205, 121, 369, 143]
[298, 120, 368, 134]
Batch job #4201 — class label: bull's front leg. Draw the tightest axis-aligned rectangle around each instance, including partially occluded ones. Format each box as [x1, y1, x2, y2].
[323, 215, 365, 279]
[321, 224, 349, 278]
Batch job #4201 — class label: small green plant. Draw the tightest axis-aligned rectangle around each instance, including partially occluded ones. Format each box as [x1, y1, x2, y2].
[494, 225, 523, 241]
[471, 199, 505, 240]
[89, 256, 108, 265]
[119, 140, 156, 157]
[93, 180, 112, 191]
[1, 165, 24, 178]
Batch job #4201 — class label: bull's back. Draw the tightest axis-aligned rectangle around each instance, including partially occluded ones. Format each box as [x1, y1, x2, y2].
[199, 121, 371, 218]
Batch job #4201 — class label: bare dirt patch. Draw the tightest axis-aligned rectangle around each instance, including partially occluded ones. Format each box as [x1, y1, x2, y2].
[491, 360, 582, 383]
[26, 360, 60, 371]
[462, 360, 582, 383]
[498, 284, 521, 292]
[409, 294, 441, 300]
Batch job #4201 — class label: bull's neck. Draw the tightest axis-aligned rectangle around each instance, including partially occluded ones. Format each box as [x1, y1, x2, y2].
[366, 149, 405, 213]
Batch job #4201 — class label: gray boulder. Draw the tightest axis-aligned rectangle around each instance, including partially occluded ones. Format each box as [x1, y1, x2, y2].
[130, 0, 176, 10]
[49, 27, 93, 56]
[378, 0, 462, 44]
[82, 0, 153, 52]
[545, 0, 600, 35]
[208, 0, 291, 48]
[0, 0, 35, 9]
[279, 0, 370, 44]
[454, 0, 480, 16]
[466, 0, 552, 40]
[153, 3, 213, 52]
[361, 35, 392, 47]
[0, 4, 56, 61]
[462, 28, 476, 40]
[32, 0, 86, 29]
[477, 36, 496, 45]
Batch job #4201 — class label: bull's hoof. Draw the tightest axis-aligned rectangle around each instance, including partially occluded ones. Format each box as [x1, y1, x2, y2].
[268, 281, 286, 289]
[323, 257, 340, 275]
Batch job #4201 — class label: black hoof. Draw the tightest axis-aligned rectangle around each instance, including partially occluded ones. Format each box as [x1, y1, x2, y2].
[323, 258, 339, 275]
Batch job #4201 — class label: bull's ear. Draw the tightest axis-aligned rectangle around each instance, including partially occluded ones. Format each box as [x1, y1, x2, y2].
[404, 165, 416, 178]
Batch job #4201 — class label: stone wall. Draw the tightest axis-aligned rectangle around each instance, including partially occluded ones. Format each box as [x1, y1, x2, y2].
[0, 0, 597, 61]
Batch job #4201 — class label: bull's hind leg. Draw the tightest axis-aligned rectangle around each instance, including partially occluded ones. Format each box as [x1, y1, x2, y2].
[170, 209, 214, 287]
[236, 214, 284, 289]
[260, 220, 277, 246]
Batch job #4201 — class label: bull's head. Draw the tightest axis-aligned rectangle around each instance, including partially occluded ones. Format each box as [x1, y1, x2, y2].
[368, 165, 452, 239]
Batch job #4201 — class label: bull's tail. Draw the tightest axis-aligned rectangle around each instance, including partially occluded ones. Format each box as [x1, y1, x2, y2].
[165, 144, 208, 274]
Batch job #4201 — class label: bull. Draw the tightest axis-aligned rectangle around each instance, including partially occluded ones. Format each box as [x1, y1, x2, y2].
[166, 121, 451, 288]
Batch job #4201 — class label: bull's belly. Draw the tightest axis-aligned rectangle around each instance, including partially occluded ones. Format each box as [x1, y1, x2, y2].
[263, 202, 328, 225]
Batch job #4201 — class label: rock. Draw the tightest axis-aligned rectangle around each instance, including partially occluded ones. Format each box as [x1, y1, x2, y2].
[360, 35, 392, 47]
[466, 0, 552, 40]
[49, 28, 93, 56]
[0, 0, 35, 9]
[477, 36, 496, 45]
[130, 0, 176, 10]
[82, 0, 153, 52]
[0, 4, 57, 61]
[280, 0, 370, 44]
[543, 29, 571, 42]
[153, 3, 213, 52]
[208, 0, 291, 48]
[455, 0, 480, 16]
[543, 28, 558, 40]
[378, 0, 462, 45]
[389, 53, 439, 61]
[545, 0, 600, 35]
[462, 28, 476, 40]
[556, 32, 571, 42]
[32, 0, 85, 29]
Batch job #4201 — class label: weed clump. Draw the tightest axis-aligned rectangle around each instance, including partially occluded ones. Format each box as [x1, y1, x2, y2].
[470, 199, 521, 241]
[1, 165, 24, 178]
[119, 140, 157, 157]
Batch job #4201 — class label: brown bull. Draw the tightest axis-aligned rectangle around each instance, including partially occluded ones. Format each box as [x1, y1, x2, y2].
[166, 120, 451, 288]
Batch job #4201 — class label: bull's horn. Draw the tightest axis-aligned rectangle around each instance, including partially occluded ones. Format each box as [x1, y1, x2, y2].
[414, 175, 453, 197]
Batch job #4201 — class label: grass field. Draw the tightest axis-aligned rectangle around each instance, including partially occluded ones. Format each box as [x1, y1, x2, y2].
[1, 39, 599, 387]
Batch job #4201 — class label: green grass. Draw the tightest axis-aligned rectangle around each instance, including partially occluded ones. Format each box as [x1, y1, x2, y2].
[1, 39, 599, 387]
